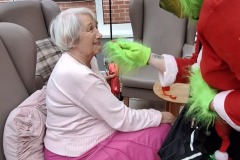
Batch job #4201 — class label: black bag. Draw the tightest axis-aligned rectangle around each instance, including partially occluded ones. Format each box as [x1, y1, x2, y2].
[158, 107, 240, 160]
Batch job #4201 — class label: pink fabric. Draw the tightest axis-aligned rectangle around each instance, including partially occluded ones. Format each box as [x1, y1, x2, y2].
[3, 87, 46, 160]
[44, 123, 171, 160]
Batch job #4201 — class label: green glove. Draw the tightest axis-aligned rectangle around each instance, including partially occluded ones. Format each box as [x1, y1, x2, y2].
[185, 66, 218, 129]
[116, 39, 151, 64]
[103, 39, 151, 74]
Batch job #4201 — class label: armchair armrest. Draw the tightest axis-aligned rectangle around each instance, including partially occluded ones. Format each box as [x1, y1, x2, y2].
[181, 19, 197, 58]
[182, 43, 194, 58]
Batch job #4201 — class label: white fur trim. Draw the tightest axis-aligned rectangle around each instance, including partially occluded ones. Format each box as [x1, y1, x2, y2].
[158, 54, 178, 87]
[214, 150, 228, 160]
[213, 90, 240, 131]
[191, 63, 200, 69]
[196, 48, 202, 64]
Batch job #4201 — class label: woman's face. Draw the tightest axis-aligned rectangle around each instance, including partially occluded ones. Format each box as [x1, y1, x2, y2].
[77, 14, 102, 56]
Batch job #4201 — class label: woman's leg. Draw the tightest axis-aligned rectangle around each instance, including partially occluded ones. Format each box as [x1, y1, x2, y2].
[44, 124, 171, 160]
[88, 123, 171, 160]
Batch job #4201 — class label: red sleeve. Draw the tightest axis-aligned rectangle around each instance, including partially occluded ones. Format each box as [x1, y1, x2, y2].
[174, 39, 201, 83]
[175, 52, 198, 83]
[225, 90, 240, 126]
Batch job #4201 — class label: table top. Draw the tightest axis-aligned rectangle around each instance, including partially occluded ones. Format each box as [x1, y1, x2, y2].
[153, 82, 190, 104]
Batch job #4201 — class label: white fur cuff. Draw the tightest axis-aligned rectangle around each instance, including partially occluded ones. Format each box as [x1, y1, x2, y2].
[214, 150, 228, 160]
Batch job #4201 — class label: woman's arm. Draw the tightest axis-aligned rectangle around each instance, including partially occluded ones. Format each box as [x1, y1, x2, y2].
[80, 76, 175, 132]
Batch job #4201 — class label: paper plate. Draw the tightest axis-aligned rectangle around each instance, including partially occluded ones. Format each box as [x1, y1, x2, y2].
[153, 82, 190, 104]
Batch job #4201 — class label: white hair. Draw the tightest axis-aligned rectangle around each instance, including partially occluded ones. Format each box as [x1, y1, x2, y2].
[50, 7, 96, 51]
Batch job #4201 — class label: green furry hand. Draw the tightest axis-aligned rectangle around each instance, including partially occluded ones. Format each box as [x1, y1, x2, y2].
[103, 39, 151, 74]
[116, 39, 151, 64]
[186, 66, 218, 129]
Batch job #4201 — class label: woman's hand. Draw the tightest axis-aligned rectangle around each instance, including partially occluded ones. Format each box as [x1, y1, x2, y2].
[105, 72, 116, 81]
[161, 111, 176, 125]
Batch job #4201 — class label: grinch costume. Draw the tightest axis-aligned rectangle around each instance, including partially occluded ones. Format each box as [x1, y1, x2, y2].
[104, 0, 240, 159]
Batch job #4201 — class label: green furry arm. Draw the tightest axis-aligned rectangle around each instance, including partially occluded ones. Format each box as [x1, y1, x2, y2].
[103, 39, 151, 74]
[180, 0, 203, 20]
[186, 66, 218, 129]
[160, 0, 203, 20]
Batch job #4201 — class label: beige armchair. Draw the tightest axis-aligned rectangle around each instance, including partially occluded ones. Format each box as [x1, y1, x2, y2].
[0, 22, 37, 160]
[121, 0, 197, 107]
[0, 0, 61, 90]
[0, 0, 60, 41]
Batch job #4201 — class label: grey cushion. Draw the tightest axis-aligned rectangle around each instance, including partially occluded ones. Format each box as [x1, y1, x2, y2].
[121, 65, 159, 89]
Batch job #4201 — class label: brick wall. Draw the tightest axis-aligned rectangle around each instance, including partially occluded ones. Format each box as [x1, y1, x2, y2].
[0, 0, 130, 24]
[102, 0, 130, 24]
[57, 1, 96, 12]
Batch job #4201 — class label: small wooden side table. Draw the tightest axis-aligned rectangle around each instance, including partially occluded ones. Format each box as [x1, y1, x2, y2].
[153, 82, 189, 117]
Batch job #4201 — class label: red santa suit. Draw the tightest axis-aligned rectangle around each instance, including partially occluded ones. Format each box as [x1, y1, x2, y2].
[159, 0, 240, 132]
[158, 0, 240, 159]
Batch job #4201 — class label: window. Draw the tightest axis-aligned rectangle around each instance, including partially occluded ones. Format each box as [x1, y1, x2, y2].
[95, 0, 133, 38]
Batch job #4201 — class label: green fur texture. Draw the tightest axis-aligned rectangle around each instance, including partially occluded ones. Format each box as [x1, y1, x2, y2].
[160, 0, 203, 19]
[103, 39, 151, 74]
[186, 66, 218, 129]
[180, 0, 203, 19]
[160, 0, 184, 18]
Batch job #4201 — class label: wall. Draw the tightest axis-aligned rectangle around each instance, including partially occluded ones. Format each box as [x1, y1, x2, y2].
[0, 0, 130, 25]
[102, 0, 130, 24]
[57, 0, 130, 24]
[57, 1, 96, 12]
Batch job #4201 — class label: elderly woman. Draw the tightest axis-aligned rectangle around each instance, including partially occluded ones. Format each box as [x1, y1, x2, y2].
[44, 7, 175, 160]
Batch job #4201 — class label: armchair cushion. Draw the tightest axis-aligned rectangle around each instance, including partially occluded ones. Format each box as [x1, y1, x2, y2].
[36, 37, 62, 83]
[121, 65, 159, 89]
[3, 87, 46, 160]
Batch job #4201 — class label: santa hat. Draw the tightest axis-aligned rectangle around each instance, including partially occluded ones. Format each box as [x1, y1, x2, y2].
[213, 120, 232, 160]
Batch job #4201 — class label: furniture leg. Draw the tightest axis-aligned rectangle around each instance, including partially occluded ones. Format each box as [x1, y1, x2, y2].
[124, 97, 129, 107]
[166, 101, 182, 117]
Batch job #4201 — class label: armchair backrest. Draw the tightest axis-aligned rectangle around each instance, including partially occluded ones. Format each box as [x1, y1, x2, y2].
[130, 0, 196, 57]
[0, 22, 37, 159]
[0, 0, 61, 89]
[0, 0, 61, 41]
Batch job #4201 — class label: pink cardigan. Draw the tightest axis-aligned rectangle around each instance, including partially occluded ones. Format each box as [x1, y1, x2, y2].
[44, 54, 162, 157]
